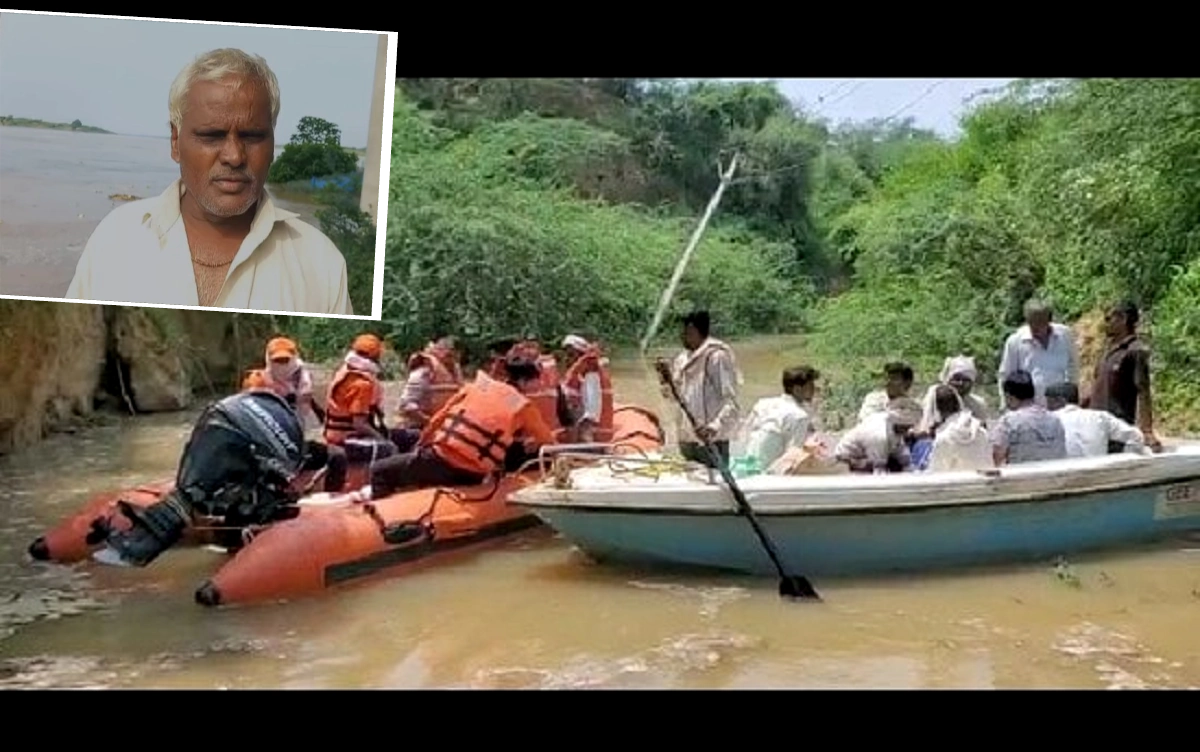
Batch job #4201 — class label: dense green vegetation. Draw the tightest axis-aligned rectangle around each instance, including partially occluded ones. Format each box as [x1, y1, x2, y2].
[0, 115, 112, 133]
[290, 78, 1200, 433]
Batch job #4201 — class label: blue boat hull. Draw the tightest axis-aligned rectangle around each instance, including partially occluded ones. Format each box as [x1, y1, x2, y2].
[530, 481, 1200, 578]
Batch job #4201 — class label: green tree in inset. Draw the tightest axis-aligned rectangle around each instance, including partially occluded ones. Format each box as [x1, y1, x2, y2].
[268, 115, 358, 183]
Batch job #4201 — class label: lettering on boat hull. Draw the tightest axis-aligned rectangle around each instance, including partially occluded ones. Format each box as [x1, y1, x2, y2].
[1153, 482, 1200, 520]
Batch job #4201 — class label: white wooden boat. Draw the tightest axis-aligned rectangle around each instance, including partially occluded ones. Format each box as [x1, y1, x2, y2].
[509, 444, 1200, 579]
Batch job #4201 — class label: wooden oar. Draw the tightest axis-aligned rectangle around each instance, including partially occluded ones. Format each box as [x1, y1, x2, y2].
[657, 367, 820, 601]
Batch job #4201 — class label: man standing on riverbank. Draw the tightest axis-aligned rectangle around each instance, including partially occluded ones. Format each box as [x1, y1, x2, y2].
[655, 310, 742, 470]
[64, 48, 353, 314]
[997, 299, 1079, 406]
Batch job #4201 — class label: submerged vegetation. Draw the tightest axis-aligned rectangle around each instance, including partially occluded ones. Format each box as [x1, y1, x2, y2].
[290, 78, 1200, 433]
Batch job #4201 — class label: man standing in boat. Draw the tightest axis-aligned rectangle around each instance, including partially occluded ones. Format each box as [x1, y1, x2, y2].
[1081, 301, 1163, 453]
[654, 310, 743, 470]
[367, 356, 559, 497]
[997, 299, 1079, 406]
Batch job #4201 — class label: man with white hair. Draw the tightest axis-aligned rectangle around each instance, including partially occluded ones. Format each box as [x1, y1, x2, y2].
[65, 48, 353, 314]
[997, 298, 1079, 405]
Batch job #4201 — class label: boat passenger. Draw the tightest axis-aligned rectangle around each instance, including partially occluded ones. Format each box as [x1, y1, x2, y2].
[736, 365, 820, 472]
[858, 361, 916, 423]
[997, 298, 1079, 406]
[989, 369, 1067, 466]
[918, 385, 992, 472]
[392, 335, 464, 453]
[484, 337, 519, 379]
[323, 333, 390, 492]
[240, 336, 331, 478]
[1046, 382, 1149, 458]
[834, 398, 922, 474]
[507, 336, 570, 434]
[916, 355, 990, 435]
[560, 334, 614, 444]
[654, 309, 743, 470]
[242, 336, 325, 427]
[368, 356, 558, 497]
[1082, 301, 1163, 453]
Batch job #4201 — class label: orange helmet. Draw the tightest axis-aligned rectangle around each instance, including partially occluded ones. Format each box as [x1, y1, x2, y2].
[266, 336, 298, 362]
[352, 333, 384, 361]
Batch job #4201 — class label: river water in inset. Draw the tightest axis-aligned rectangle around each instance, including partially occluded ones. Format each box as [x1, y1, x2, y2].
[2, 337, 1199, 689]
[0, 126, 329, 297]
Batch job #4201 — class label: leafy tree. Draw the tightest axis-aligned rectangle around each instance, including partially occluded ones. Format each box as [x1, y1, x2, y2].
[268, 115, 358, 183]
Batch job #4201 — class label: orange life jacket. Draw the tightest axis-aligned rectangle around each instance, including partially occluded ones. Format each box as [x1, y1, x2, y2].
[323, 363, 381, 446]
[562, 347, 615, 442]
[429, 372, 529, 476]
[403, 347, 463, 425]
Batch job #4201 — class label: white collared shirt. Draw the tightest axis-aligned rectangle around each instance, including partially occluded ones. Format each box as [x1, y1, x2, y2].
[740, 394, 814, 469]
[997, 323, 1079, 402]
[1055, 404, 1147, 457]
[65, 180, 353, 314]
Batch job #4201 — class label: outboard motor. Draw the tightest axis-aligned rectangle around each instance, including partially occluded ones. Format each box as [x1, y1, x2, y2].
[98, 390, 306, 568]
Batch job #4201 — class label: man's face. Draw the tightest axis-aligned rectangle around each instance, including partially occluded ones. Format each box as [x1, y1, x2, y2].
[885, 375, 911, 399]
[171, 76, 274, 221]
[793, 381, 817, 403]
[1026, 311, 1051, 339]
[948, 373, 973, 395]
[682, 324, 703, 350]
[1105, 309, 1128, 338]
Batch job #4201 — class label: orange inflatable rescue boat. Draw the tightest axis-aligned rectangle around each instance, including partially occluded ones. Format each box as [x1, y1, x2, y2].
[29, 452, 375, 565]
[195, 405, 664, 607]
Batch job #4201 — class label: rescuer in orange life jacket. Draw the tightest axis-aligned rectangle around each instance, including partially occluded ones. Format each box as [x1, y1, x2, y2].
[483, 337, 518, 380]
[390, 335, 465, 454]
[241, 337, 325, 426]
[501, 334, 575, 436]
[323, 333, 392, 492]
[367, 355, 558, 498]
[241, 336, 331, 477]
[559, 334, 615, 445]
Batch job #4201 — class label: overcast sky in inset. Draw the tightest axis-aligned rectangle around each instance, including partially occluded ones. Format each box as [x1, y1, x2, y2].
[0, 12, 382, 146]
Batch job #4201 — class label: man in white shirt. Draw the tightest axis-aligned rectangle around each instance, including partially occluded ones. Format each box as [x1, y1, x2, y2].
[739, 365, 820, 470]
[857, 361, 915, 423]
[835, 398, 922, 474]
[1045, 382, 1148, 457]
[65, 48, 353, 314]
[997, 299, 1079, 405]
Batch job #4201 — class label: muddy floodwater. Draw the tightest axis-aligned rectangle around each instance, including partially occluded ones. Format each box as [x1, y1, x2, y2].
[2, 337, 1199, 689]
[0, 126, 327, 297]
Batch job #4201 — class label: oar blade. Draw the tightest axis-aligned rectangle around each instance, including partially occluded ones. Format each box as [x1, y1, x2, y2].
[779, 575, 821, 601]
